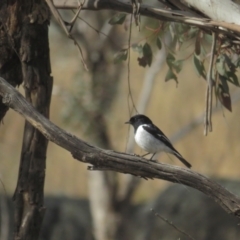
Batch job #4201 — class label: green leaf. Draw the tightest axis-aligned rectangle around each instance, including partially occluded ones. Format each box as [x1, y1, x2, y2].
[165, 68, 178, 83]
[226, 71, 240, 87]
[216, 55, 227, 77]
[109, 13, 127, 25]
[223, 54, 236, 71]
[219, 75, 229, 93]
[137, 43, 152, 67]
[113, 49, 128, 64]
[143, 43, 152, 65]
[193, 54, 206, 79]
[195, 40, 201, 56]
[156, 37, 162, 50]
[216, 54, 240, 87]
[195, 33, 201, 55]
[165, 52, 183, 74]
[166, 53, 175, 66]
[217, 84, 232, 112]
[172, 60, 183, 73]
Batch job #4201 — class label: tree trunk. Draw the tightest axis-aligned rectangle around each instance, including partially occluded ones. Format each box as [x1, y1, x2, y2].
[0, 1, 52, 239]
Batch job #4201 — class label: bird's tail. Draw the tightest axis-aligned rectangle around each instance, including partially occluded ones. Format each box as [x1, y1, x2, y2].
[173, 152, 191, 168]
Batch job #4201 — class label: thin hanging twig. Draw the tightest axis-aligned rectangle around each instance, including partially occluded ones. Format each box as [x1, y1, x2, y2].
[131, 0, 141, 31]
[204, 32, 216, 135]
[127, 13, 138, 114]
[151, 209, 195, 240]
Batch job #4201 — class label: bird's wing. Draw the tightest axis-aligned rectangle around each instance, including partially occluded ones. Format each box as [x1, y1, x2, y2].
[142, 124, 177, 152]
[142, 124, 191, 168]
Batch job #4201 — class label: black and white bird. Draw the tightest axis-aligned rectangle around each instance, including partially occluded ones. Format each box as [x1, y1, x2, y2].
[125, 114, 191, 168]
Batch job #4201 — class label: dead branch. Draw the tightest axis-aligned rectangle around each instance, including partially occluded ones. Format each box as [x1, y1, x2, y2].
[0, 76, 240, 218]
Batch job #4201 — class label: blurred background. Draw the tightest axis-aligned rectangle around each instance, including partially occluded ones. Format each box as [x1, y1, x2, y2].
[1, 3, 240, 240]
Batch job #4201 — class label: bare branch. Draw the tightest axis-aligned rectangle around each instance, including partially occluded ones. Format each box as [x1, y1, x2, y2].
[126, 14, 138, 114]
[0, 76, 240, 218]
[45, 0, 88, 70]
[151, 209, 195, 240]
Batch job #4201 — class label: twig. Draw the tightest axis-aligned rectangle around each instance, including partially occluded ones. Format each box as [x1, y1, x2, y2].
[70, 35, 88, 71]
[204, 87, 209, 135]
[72, 13, 122, 49]
[131, 0, 141, 31]
[45, 0, 88, 70]
[151, 209, 195, 240]
[204, 31, 216, 135]
[68, 1, 84, 32]
[207, 34, 217, 132]
[127, 14, 138, 114]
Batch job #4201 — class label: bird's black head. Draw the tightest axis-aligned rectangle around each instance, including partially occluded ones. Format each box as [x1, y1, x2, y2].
[125, 114, 152, 130]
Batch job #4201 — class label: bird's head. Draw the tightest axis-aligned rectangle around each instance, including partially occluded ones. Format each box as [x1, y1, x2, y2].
[125, 114, 152, 128]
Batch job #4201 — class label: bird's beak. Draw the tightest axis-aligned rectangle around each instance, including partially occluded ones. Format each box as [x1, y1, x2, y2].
[125, 121, 130, 124]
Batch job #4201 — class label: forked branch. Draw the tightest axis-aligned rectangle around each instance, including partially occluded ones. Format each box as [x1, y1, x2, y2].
[0, 77, 240, 218]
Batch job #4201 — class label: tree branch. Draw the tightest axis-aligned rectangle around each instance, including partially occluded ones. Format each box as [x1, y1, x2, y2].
[45, 0, 88, 70]
[52, 0, 240, 41]
[0, 76, 240, 218]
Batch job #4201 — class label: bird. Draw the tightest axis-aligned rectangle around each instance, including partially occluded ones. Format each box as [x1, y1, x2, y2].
[125, 114, 191, 168]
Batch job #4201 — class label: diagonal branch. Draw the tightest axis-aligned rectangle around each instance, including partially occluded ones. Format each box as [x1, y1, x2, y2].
[0, 76, 240, 218]
[151, 209, 195, 240]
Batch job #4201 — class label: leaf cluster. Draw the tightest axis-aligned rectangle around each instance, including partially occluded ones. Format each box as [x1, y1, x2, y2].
[109, 12, 240, 112]
[193, 36, 240, 112]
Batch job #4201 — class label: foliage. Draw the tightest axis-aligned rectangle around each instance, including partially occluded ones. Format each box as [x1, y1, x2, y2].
[109, 12, 240, 112]
[137, 42, 153, 67]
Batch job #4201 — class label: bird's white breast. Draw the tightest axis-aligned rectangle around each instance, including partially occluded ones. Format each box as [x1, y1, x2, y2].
[135, 125, 170, 153]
